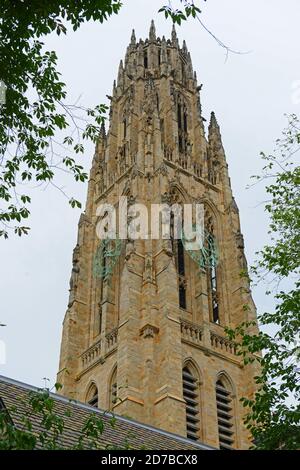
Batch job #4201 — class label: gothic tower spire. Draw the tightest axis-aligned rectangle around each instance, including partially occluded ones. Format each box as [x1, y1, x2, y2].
[58, 25, 259, 450]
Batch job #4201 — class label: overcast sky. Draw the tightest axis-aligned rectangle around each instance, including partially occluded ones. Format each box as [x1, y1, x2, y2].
[1, 0, 300, 388]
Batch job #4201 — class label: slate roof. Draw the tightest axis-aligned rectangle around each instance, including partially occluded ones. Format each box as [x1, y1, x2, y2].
[0, 375, 214, 450]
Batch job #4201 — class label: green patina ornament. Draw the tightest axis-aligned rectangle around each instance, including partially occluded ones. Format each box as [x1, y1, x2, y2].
[93, 238, 122, 281]
[181, 226, 219, 270]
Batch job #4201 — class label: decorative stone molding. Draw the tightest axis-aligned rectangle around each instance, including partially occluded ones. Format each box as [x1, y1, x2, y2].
[210, 331, 237, 356]
[106, 327, 118, 352]
[140, 323, 159, 339]
[80, 339, 102, 369]
[180, 318, 203, 345]
[142, 253, 155, 284]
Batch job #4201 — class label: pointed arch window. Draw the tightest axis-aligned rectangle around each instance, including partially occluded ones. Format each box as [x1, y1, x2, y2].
[177, 96, 189, 166]
[98, 310, 103, 335]
[183, 109, 188, 133]
[181, 59, 185, 82]
[177, 239, 187, 309]
[160, 118, 165, 150]
[208, 233, 219, 323]
[123, 118, 127, 139]
[109, 367, 118, 409]
[97, 239, 107, 317]
[86, 384, 98, 408]
[205, 213, 220, 324]
[170, 209, 186, 310]
[216, 377, 235, 450]
[182, 365, 200, 441]
[144, 50, 148, 69]
[94, 228, 107, 337]
[177, 103, 182, 130]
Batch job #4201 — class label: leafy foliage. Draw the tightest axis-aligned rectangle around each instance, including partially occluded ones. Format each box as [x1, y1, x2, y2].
[0, 1, 209, 238]
[0, 1, 122, 238]
[227, 114, 300, 450]
[0, 383, 67, 450]
[159, 1, 204, 25]
[0, 382, 134, 450]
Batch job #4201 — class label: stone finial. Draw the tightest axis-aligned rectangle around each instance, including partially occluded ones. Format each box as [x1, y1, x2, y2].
[137, 41, 144, 67]
[125, 48, 130, 67]
[118, 59, 124, 73]
[209, 111, 224, 157]
[100, 120, 106, 139]
[112, 79, 117, 96]
[186, 52, 193, 78]
[130, 29, 136, 46]
[182, 39, 188, 55]
[95, 120, 106, 159]
[117, 60, 124, 85]
[161, 36, 167, 63]
[209, 111, 220, 131]
[171, 23, 178, 46]
[149, 19, 156, 41]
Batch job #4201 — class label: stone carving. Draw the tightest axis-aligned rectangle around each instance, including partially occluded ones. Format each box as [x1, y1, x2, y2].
[140, 324, 159, 339]
[143, 253, 155, 283]
[236, 230, 248, 269]
[68, 245, 80, 307]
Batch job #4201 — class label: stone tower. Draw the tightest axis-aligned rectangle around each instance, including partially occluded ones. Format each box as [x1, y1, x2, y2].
[58, 22, 259, 450]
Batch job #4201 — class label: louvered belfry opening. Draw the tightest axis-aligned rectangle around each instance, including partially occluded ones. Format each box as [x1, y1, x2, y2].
[182, 366, 200, 441]
[170, 210, 187, 310]
[87, 385, 98, 408]
[110, 367, 118, 408]
[111, 381, 117, 405]
[216, 379, 234, 449]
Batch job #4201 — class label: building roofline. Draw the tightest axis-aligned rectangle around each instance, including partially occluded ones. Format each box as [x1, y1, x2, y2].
[0, 375, 215, 450]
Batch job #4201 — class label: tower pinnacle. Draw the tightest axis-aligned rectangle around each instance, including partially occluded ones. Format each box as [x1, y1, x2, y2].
[149, 19, 156, 41]
[117, 60, 124, 86]
[130, 29, 136, 46]
[100, 120, 106, 139]
[171, 23, 178, 45]
[182, 39, 188, 55]
[209, 111, 221, 139]
[210, 111, 218, 126]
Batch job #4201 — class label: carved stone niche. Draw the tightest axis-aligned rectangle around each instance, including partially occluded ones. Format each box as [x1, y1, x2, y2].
[143, 253, 155, 284]
[140, 324, 159, 339]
